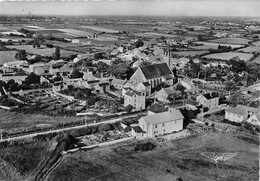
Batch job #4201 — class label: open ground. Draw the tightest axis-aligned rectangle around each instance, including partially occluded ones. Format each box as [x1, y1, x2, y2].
[46, 132, 259, 181]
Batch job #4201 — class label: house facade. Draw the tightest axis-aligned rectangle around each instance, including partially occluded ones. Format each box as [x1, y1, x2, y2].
[111, 78, 126, 90]
[225, 105, 260, 123]
[196, 93, 219, 109]
[129, 63, 174, 88]
[138, 109, 184, 137]
[124, 89, 146, 110]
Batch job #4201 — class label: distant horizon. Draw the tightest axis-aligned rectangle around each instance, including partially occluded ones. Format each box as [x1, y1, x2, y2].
[0, 0, 259, 17]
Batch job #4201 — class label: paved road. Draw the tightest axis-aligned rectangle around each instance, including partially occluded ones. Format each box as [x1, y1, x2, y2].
[0, 112, 146, 143]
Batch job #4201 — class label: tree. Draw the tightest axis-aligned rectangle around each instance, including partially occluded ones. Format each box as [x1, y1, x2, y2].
[228, 57, 246, 73]
[15, 50, 27, 60]
[96, 61, 109, 72]
[53, 46, 61, 60]
[125, 105, 134, 113]
[70, 69, 83, 79]
[24, 73, 40, 85]
[176, 84, 186, 93]
[134, 39, 144, 48]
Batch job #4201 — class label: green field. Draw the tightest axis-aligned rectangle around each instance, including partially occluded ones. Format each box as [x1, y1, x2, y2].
[239, 46, 260, 53]
[6, 45, 77, 57]
[192, 41, 243, 50]
[252, 55, 260, 64]
[203, 52, 254, 61]
[47, 132, 259, 181]
[0, 109, 81, 133]
[208, 38, 251, 45]
[0, 51, 18, 64]
[81, 26, 119, 33]
[173, 50, 208, 57]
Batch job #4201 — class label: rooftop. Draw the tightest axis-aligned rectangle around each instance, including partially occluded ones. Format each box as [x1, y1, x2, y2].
[202, 92, 219, 100]
[141, 109, 184, 125]
[139, 63, 172, 80]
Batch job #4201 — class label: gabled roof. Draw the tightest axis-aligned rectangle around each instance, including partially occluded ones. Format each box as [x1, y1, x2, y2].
[226, 106, 248, 116]
[87, 80, 100, 84]
[148, 103, 168, 113]
[141, 109, 184, 125]
[142, 82, 150, 87]
[132, 126, 143, 133]
[139, 63, 172, 80]
[99, 82, 109, 87]
[111, 78, 126, 85]
[125, 90, 143, 97]
[201, 92, 219, 100]
[186, 99, 199, 106]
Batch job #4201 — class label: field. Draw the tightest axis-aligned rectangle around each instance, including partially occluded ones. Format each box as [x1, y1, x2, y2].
[203, 52, 254, 61]
[0, 109, 82, 132]
[134, 32, 177, 38]
[252, 41, 260, 46]
[55, 29, 93, 38]
[208, 38, 251, 45]
[252, 55, 260, 64]
[47, 132, 259, 181]
[192, 41, 243, 50]
[239, 46, 260, 53]
[0, 51, 18, 64]
[172, 50, 208, 57]
[81, 26, 119, 33]
[6, 45, 77, 57]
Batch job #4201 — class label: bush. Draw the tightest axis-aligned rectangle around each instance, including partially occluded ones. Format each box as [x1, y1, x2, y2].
[98, 124, 111, 132]
[134, 142, 156, 152]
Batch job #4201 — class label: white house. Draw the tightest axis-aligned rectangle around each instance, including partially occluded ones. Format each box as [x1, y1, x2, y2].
[124, 89, 146, 110]
[225, 104, 260, 123]
[246, 114, 260, 126]
[196, 93, 219, 109]
[111, 78, 127, 90]
[138, 109, 184, 138]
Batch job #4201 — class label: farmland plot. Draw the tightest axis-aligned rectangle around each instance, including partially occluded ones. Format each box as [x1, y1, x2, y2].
[252, 55, 260, 64]
[192, 41, 243, 50]
[56, 29, 93, 38]
[239, 46, 260, 53]
[0, 51, 17, 64]
[252, 41, 260, 46]
[81, 26, 119, 33]
[6, 45, 77, 57]
[172, 50, 208, 57]
[203, 52, 254, 61]
[208, 38, 251, 45]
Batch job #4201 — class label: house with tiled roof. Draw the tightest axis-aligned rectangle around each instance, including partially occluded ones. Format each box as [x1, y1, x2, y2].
[94, 82, 110, 94]
[111, 78, 127, 90]
[138, 108, 184, 137]
[129, 63, 174, 88]
[196, 92, 219, 109]
[225, 104, 260, 123]
[186, 99, 199, 110]
[155, 87, 181, 103]
[124, 89, 145, 110]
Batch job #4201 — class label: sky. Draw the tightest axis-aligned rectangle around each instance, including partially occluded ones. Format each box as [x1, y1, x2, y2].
[0, 0, 259, 17]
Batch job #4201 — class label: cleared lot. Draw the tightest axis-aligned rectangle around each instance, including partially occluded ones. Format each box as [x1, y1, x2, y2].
[47, 132, 259, 181]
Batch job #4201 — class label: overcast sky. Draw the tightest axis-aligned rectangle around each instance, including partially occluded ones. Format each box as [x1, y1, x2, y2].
[0, 0, 259, 17]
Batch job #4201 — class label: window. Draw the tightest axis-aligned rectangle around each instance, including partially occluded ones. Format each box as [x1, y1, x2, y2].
[164, 129, 166, 132]
[155, 124, 157, 128]
[162, 123, 164, 127]
[154, 131, 158, 134]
